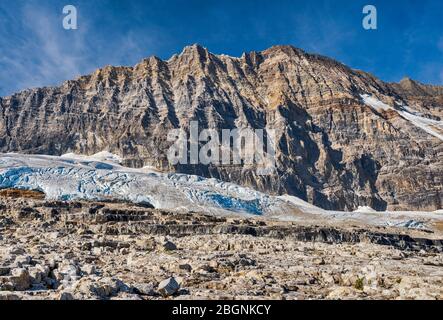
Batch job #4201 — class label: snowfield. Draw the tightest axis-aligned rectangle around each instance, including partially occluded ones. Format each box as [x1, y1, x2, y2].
[0, 152, 442, 231]
[361, 94, 443, 141]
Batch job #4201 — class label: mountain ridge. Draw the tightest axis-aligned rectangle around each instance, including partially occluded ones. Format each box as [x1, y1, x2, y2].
[1, 44, 442, 211]
[5, 44, 441, 99]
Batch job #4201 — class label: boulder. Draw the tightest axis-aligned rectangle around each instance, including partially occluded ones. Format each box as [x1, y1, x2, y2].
[162, 241, 177, 251]
[81, 264, 96, 275]
[136, 238, 156, 251]
[132, 283, 156, 296]
[10, 268, 31, 291]
[158, 277, 180, 297]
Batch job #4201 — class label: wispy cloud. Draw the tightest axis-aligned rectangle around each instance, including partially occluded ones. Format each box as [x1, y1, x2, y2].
[21, 3, 87, 80]
[0, 2, 159, 96]
[0, 3, 94, 96]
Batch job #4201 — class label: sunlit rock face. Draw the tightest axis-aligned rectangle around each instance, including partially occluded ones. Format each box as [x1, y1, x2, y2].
[1, 44, 442, 211]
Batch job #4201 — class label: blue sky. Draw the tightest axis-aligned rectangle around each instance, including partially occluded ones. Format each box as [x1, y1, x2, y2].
[1, 0, 442, 96]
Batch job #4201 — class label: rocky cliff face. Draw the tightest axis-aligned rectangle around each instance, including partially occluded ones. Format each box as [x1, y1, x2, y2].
[1, 44, 442, 211]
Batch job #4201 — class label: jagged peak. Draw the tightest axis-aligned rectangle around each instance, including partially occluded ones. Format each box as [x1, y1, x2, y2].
[398, 76, 426, 91]
[167, 43, 216, 71]
[4, 44, 441, 100]
[262, 44, 306, 56]
[142, 55, 164, 63]
[260, 44, 348, 71]
[180, 43, 210, 57]
[399, 77, 417, 85]
[396, 76, 443, 97]
[174, 44, 307, 62]
[135, 55, 165, 68]
[398, 77, 443, 88]
[79, 65, 133, 85]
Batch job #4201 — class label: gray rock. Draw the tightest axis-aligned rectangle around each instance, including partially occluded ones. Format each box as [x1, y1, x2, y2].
[88, 278, 129, 298]
[58, 264, 80, 279]
[8, 247, 25, 255]
[58, 291, 75, 300]
[48, 232, 60, 240]
[178, 264, 192, 272]
[0, 292, 21, 300]
[10, 268, 31, 291]
[162, 241, 177, 251]
[81, 264, 96, 275]
[0, 266, 10, 276]
[28, 265, 47, 284]
[132, 283, 156, 296]
[13, 255, 32, 268]
[92, 247, 103, 256]
[158, 277, 180, 297]
[136, 238, 156, 251]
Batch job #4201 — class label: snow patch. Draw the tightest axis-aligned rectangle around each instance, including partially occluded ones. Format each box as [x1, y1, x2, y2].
[396, 108, 443, 141]
[353, 206, 378, 213]
[385, 220, 428, 231]
[278, 194, 325, 213]
[61, 151, 122, 164]
[361, 94, 443, 141]
[360, 94, 392, 112]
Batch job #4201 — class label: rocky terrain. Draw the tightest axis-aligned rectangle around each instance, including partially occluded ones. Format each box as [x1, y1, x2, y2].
[1, 191, 442, 300]
[0, 44, 442, 212]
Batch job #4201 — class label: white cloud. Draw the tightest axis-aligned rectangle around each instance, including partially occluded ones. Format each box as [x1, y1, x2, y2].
[0, 2, 159, 96]
[0, 3, 94, 96]
[25, 3, 105, 83]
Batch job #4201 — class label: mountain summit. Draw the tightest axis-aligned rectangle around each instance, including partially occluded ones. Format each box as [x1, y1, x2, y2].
[1, 44, 442, 211]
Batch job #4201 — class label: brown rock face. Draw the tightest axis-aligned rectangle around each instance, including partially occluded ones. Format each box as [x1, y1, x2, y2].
[0, 44, 442, 211]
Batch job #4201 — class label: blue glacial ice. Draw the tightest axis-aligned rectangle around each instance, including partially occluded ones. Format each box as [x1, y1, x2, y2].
[0, 153, 291, 216]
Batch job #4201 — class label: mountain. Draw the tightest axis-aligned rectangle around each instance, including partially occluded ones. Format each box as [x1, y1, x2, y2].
[0, 44, 442, 211]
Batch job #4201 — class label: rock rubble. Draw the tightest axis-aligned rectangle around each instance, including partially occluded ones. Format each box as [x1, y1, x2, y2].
[0, 196, 442, 300]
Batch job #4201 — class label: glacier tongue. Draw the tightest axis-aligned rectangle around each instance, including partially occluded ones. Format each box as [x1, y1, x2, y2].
[2, 152, 442, 231]
[0, 153, 296, 217]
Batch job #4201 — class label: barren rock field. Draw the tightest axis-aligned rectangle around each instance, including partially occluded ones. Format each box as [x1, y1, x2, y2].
[1, 192, 442, 300]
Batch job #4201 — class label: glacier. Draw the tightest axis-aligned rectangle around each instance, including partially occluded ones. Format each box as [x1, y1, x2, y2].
[0, 152, 442, 231]
[0, 153, 297, 217]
